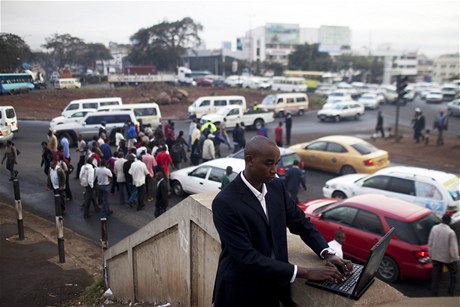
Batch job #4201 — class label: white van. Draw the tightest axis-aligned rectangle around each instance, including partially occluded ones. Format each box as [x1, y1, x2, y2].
[61, 97, 123, 117]
[53, 78, 82, 90]
[271, 77, 307, 92]
[257, 93, 309, 117]
[0, 105, 19, 132]
[188, 95, 247, 118]
[98, 103, 162, 128]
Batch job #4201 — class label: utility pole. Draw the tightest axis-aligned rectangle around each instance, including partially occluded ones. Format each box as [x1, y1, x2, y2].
[394, 75, 409, 143]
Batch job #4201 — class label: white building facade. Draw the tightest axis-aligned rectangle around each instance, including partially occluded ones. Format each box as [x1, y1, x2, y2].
[431, 54, 460, 83]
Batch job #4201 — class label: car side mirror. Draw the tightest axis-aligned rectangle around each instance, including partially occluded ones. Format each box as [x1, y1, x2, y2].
[318, 213, 324, 220]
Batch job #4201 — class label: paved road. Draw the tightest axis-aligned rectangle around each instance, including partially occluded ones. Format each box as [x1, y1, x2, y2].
[0, 97, 459, 297]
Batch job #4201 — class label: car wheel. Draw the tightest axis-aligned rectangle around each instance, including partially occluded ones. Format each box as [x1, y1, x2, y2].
[340, 165, 356, 175]
[332, 191, 347, 199]
[298, 109, 305, 116]
[253, 119, 264, 130]
[172, 180, 184, 196]
[319, 117, 325, 122]
[378, 256, 399, 283]
[335, 115, 341, 122]
[354, 113, 361, 120]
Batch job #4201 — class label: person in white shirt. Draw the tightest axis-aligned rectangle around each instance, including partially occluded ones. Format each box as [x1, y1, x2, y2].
[95, 161, 113, 218]
[328, 230, 346, 259]
[428, 213, 459, 296]
[202, 134, 216, 162]
[113, 151, 128, 206]
[79, 157, 100, 218]
[129, 157, 150, 211]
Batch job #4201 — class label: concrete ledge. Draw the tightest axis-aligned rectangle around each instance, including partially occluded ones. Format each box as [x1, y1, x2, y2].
[105, 192, 409, 306]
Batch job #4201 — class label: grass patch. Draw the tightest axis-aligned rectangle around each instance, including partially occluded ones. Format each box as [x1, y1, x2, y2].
[80, 275, 107, 305]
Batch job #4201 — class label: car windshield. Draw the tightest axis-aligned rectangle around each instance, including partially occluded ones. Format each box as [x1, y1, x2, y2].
[385, 213, 440, 245]
[261, 95, 276, 106]
[280, 153, 301, 168]
[351, 141, 378, 155]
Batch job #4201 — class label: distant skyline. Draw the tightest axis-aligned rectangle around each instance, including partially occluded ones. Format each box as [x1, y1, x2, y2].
[1, 0, 459, 58]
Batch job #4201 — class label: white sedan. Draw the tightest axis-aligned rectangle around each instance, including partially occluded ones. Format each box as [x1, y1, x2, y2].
[322, 166, 460, 217]
[50, 109, 96, 129]
[170, 158, 246, 196]
[358, 93, 380, 109]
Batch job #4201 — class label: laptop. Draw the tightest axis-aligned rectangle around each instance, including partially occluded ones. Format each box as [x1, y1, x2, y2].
[305, 227, 395, 300]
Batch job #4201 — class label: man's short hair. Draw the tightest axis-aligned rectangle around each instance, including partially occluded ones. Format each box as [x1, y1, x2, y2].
[442, 213, 452, 224]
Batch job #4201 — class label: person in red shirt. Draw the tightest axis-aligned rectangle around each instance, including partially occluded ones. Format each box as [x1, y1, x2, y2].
[274, 121, 283, 147]
[155, 146, 173, 193]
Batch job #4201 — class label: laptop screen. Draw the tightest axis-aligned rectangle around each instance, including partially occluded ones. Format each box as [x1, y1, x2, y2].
[354, 228, 395, 295]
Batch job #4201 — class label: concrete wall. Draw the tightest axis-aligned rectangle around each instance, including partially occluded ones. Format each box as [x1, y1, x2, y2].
[104, 192, 406, 306]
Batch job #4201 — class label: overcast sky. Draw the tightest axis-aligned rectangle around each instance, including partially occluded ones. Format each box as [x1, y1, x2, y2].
[1, 0, 459, 58]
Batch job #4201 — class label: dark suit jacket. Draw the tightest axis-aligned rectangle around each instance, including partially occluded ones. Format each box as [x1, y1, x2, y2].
[212, 174, 328, 307]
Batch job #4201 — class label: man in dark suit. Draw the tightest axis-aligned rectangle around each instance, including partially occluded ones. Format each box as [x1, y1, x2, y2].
[212, 136, 352, 307]
[284, 159, 306, 204]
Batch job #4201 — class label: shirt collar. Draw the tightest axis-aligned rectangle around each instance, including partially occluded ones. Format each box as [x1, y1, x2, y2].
[241, 172, 267, 202]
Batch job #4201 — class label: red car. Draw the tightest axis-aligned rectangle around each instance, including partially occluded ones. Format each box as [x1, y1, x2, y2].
[298, 194, 441, 282]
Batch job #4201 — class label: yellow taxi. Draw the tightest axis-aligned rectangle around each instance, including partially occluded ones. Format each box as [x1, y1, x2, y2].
[288, 135, 390, 175]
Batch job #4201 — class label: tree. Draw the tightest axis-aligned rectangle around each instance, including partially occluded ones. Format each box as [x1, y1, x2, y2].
[288, 43, 333, 71]
[77, 43, 113, 72]
[0, 33, 32, 72]
[127, 17, 202, 71]
[42, 33, 85, 69]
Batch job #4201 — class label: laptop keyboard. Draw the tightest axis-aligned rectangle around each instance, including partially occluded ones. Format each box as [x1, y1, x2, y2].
[320, 264, 364, 292]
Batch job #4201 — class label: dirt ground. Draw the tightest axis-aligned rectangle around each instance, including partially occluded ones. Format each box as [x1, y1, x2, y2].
[1, 84, 458, 173]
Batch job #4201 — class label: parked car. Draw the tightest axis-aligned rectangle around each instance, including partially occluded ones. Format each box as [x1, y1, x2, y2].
[322, 166, 460, 217]
[298, 194, 440, 282]
[425, 89, 444, 104]
[200, 105, 274, 130]
[288, 135, 390, 175]
[224, 75, 247, 87]
[170, 158, 246, 196]
[441, 84, 457, 101]
[317, 101, 365, 122]
[242, 77, 271, 90]
[447, 99, 460, 116]
[228, 147, 304, 179]
[50, 109, 96, 129]
[358, 93, 380, 110]
[0, 125, 13, 144]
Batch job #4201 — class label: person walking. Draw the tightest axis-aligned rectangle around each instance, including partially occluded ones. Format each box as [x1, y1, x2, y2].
[411, 108, 425, 144]
[142, 148, 157, 202]
[95, 160, 113, 218]
[328, 230, 346, 259]
[2, 140, 18, 180]
[375, 111, 385, 139]
[220, 166, 233, 190]
[211, 136, 352, 306]
[40, 141, 53, 177]
[47, 159, 66, 214]
[129, 154, 150, 211]
[202, 134, 216, 162]
[114, 151, 128, 206]
[170, 138, 187, 169]
[232, 123, 243, 153]
[123, 153, 137, 207]
[256, 122, 268, 138]
[284, 159, 306, 204]
[155, 146, 173, 192]
[154, 169, 169, 218]
[79, 157, 97, 218]
[47, 129, 58, 153]
[127, 122, 138, 149]
[433, 109, 448, 146]
[275, 121, 284, 147]
[190, 138, 202, 166]
[428, 213, 459, 296]
[285, 112, 293, 146]
[75, 134, 87, 179]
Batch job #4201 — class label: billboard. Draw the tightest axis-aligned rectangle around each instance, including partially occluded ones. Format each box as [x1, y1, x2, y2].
[265, 23, 299, 44]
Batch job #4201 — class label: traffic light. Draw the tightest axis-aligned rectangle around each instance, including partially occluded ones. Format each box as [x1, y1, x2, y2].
[396, 75, 409, 99]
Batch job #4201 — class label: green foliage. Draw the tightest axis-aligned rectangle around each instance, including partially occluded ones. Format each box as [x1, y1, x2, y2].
[288, 43, 333, 71]
[77, 43, 113, 70]
[42, 33, 85, 69]
[80, 275, 107, 305]
[0, 33, 32, 72]
[127, 17, 203, 71]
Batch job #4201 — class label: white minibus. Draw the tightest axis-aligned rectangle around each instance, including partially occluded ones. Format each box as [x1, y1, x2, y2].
[188, 95, 247, 118]
[98, 103, 162, 128]
[53, 78, 81, 90]
[271, 77, 307, 92]
[61, 97, 123, 117]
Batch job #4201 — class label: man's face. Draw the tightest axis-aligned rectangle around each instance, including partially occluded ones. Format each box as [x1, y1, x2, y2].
[246, 144, 279, 184]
